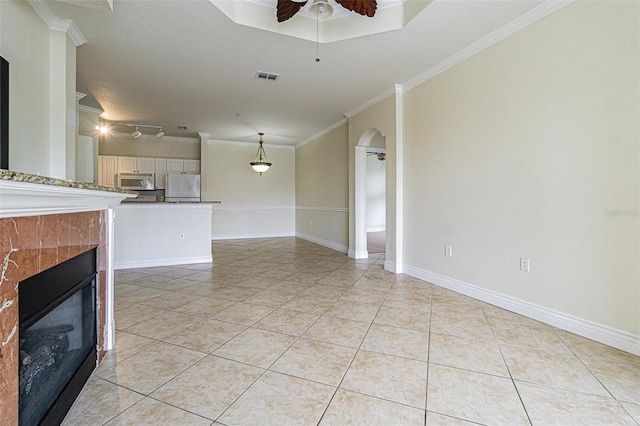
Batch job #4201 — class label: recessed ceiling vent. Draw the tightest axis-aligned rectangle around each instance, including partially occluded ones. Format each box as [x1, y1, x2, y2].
[256, 71, 280, 81]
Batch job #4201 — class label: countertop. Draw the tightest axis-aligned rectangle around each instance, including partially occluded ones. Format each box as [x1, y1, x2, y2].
[0, 169, 136, 194]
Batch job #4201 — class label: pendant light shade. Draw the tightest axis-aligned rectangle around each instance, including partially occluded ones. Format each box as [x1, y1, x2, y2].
[250, 133, 272, 175]
[308, 0, 334, 19]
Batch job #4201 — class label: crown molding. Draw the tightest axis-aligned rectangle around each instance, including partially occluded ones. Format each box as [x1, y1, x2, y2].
[78, 104, 105, 116]
[28, 0, 87, 46]
[76, 92, 87, 101]
[344, 88, 395, 119]
[209, 139, 295, 150]
[295, 118, 348, 149]
[401, 0, 573, 93]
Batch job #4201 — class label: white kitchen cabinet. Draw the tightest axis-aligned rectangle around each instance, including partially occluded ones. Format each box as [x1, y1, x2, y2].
[167, 158, 200, 174]
[184, 159, 200, 174]
[166, 158, 184, 174]
[117, 156, 155, 174]
[155, 158, 167, 189]
[98, 155, 118, 188]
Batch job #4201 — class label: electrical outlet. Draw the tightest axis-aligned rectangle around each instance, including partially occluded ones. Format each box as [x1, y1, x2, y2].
[520, 257, 530, 272]
[445, 245, 453, 257]
[179, 233, 185, 240]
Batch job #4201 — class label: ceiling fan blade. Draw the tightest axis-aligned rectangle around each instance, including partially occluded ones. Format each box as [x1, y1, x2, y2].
[335, 0, 377, 17]
[277, 0, 307, 22]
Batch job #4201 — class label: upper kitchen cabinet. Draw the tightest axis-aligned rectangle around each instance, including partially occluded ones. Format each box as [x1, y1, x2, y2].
[98, 155, 118, 187]
[117, 156, 155, 174]
[167, 159, 200, 174]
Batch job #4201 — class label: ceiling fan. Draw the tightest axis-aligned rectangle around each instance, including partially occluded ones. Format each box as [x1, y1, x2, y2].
[277, 0, 377, 23]
[367, 152, 386, 161]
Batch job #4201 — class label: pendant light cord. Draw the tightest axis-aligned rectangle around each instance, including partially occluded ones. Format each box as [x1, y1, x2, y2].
[315, 12, 320, 62]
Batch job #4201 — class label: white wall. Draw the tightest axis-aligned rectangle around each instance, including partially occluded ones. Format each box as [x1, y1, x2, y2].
[204, 140, 295, 239]
[295, 123, 349, 251]
[401, 1, 639, 350]
[366, 154, 385, 231]
[0, 1, 52, 175]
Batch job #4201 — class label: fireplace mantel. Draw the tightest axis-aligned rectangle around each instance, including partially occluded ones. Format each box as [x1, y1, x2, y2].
[0, 170, 135, 218]
[0, 169, 135, 424]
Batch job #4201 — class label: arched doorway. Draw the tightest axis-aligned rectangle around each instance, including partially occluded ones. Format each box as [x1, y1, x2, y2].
[353, 128, 386, 259]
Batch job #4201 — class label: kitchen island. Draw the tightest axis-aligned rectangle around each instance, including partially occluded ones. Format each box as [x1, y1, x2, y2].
[113, 201, 219, 269]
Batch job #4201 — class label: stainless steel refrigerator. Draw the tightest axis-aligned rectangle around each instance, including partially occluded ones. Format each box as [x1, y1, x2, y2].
[165, 173, 201, 202]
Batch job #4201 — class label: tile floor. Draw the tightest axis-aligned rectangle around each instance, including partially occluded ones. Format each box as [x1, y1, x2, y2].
[63, 237, 640, 425]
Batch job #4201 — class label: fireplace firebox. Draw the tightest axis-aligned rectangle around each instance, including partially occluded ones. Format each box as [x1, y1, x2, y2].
[18, 248, 97, 426]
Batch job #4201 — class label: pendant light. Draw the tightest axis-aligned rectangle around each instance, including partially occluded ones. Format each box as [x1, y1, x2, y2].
[250, 133, 272, 175]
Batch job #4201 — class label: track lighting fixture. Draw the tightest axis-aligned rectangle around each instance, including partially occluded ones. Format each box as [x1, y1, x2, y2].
[99, 122, 166, 139]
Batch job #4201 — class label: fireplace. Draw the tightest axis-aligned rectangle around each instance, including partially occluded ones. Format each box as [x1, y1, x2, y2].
[19, 248, 97, 426]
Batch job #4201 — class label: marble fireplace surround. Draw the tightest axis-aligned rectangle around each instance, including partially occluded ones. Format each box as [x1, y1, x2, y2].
[0, 172, 133, 424]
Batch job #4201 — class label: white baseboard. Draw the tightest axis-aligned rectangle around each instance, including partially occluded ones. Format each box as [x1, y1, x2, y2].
[114, 255, 212, 270]
[348, 248, 369, 259]
[211, 232, 295, 240]
[367, 227, 386, 233]
[403, 265, 640, 357]
[296, 232, 348, 254]
[384, 261, 400, 274]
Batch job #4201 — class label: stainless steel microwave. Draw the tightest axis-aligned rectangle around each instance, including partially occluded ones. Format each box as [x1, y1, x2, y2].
[116, 173, 155, 190]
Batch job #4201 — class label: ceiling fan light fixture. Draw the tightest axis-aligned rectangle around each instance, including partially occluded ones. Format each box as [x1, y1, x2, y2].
[250, 133, 272, 175]
[308, 0, 333, 19]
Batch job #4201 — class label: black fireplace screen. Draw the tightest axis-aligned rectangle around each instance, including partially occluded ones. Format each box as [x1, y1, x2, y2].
[19, 249, 97, 426]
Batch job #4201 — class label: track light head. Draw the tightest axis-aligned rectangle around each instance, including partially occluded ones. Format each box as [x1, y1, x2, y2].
[155, 129, 165, 139]
[131, 127, 142, 138]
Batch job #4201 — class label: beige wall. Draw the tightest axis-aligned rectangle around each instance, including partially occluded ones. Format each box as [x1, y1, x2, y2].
[204, 140, 295, 239]
[0, 1, 54, 175]
[402, 1, 639, 336]
[295, 123, 349, 250]
[99, 132, 200, 159]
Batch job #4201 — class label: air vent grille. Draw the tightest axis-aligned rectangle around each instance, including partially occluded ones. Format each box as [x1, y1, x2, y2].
[256, 71, 280, 81]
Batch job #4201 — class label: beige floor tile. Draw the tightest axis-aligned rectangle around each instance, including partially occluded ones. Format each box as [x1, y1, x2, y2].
[169, 296, 236, 317]
[267, 280, 315, 295]
[427, 364, 529, 425]
[139, 292, 201, 310]
[430, 299, 485, 318]
[621, 401, 640, 423]
[122, 311, 202, 340]
[324, 299, 381, 323]
[500, 345, 608, 396]
[218, 371, 335, 425]
[164, 318, 246, 353]
[482, 304, 547, 327]
[151, 355, 263, 420]
[181, 282, 230, 297]
[213, 328, 296, 368]
[430, 313, 495, 341]
[303, 316, 371, 348]
[271, 338, 357, 386]
[118, 287, 173, 304]
[341, 350, 428, 408]
[280, 294, 336, 314]
[339, 286, 388, 304]
[253, 308, 319, 336]
[105, 397, 212, 425]
[320, 389, 425, 426]
[429, 332, 509, 377]
[300, 284, 347, 301]
[114, 304, 165, 330]
[361, 324, 429, 361]
[95, 331, 159, 373]
[580, 356, 640, 404]
[243, 289, 296, 307]
[516, 382, 636, 425]
[425, 411, 478, 425]
[555, 329, 640, 368]
[62, 377, 144, 426]
[210, 302, 275, 326]
[213, 286, 262, 301]
[96, 342, 206, 394]
[489, 318, 573, 356]
[374, 304, 430, 331]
